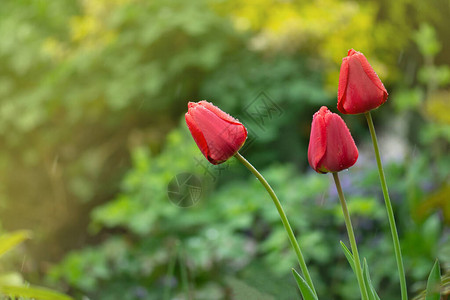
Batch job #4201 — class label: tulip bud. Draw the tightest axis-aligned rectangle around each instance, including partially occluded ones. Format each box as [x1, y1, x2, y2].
[185, 101, 247, 165]
[308, 106, 358, 173]
[338, 49, 388, 114]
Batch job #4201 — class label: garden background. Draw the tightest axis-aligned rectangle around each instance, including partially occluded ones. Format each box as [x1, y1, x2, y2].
[0, 0, 449, 299]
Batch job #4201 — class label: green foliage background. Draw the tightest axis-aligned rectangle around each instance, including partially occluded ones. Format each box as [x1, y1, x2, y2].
[0, 0, 449, 299]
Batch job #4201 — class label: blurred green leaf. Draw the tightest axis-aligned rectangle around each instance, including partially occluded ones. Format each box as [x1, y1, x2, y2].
[0, 273, 23, 286]
[333, 196, 383, 220]
[226, 277, 275, 300]
[291, 268, 318, 300]
[413, 23, 441, 57]
[425, 260, 441, 300]
[0, 285, 73, 300]
[393, 88, 423, 112]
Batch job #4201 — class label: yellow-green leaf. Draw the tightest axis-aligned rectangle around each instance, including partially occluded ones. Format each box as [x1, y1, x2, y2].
[0, 285, 73, 300]
[0, 230, 32, 258]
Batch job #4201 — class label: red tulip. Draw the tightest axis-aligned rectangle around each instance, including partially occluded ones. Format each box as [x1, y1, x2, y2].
[308, 106, 358, 173]
[185, 101, 247, 165]
[338, 49, 388, 114]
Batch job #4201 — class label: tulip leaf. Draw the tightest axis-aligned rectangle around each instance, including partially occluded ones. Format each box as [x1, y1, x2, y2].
[291, 268, 318, 300]
[362, 258, 381, 300]
[0, 230, 31, 258]
[340, 241, 356, 274]
[0, 285, 73, 300]
[340, 243, 380, 300]
[425, 259, 441, 300]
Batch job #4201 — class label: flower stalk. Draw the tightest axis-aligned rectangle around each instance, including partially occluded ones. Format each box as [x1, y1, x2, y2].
[365, 111, 407, 300]
[234, 152, 317, 297]
[332, 172, 369, 300]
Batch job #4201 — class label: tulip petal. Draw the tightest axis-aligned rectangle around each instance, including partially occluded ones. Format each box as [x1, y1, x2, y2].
[308, 107, 327, 173]
[337, 57, 349, 113]
[199, 101, 248, 152]
[337, 49, 388, 114]
[343, 56, 386, 114]
[321, 113, 358, 172]
[197, 101, 244, 125]
[191, 105, 245, 164]
[347, 49, 357, 56]
[186, 101, 247, 165]
[185, 112, 209, 159]
[355, 53, 388, 97]
[308, 106, 358, 173]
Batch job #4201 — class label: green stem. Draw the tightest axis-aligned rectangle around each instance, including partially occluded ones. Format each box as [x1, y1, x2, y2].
[365, 111, 407, 300]
[163, 242, 178, 300]
[332, 172, 369, 300]
[234, 152, 317, 297]
[179, 247, 191, 300]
